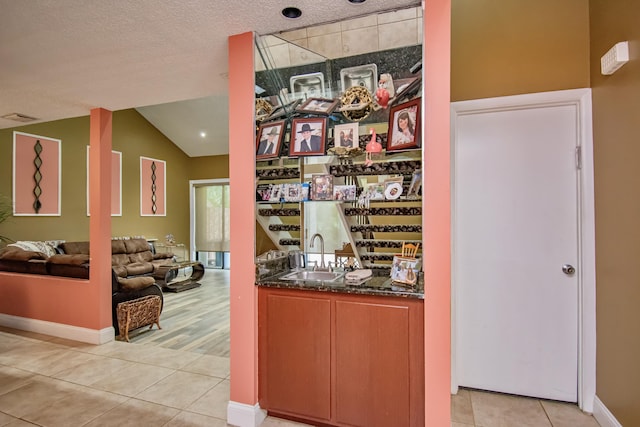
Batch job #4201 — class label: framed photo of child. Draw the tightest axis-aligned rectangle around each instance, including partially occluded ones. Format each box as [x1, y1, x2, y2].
[387, 98, 421, 151]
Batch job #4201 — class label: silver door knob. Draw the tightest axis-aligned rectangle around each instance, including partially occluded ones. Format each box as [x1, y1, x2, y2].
[562, 264, 576, 275]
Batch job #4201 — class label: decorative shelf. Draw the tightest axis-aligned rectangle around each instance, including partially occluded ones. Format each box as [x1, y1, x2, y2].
[279, 239, 300, 246]
[344, 207, 422, 216]
[330, 160, 421, 177]
[258, 208, 300, 217]
[350, 225, 422, 233]
[354, 239, 421, 249]
[256, 168, 300, 179]
[269, 224, 301, 232]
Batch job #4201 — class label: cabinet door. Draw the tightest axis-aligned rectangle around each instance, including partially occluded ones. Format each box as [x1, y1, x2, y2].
[259, 291, 331, 421]
[334, 299, 422, 427]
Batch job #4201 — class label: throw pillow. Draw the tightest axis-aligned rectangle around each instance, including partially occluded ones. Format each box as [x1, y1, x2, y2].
[0, 248, 47, 261]
[117, 276, 155, 291]
[7, 241, 58, 257]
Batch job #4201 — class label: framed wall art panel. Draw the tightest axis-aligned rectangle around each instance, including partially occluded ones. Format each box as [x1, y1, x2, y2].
[140, 156, 166, 216]
[12, 131, 61, 216]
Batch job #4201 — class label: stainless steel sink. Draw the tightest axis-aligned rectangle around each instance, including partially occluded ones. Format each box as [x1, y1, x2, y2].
[290, 72, 325, 100]
[340, 64, 378, 95]
[280, 270, 345, 282]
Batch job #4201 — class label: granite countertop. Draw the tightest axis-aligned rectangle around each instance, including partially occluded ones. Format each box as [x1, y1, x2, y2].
[256, 270, 424, 299]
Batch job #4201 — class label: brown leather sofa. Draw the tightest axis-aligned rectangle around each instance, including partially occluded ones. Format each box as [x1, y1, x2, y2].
[0, 238, 176, 336]
[55, 238, 175, 279]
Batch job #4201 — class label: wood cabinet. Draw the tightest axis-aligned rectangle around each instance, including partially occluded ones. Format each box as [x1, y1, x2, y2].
[258, 287, 424, 426]
[259, 292, 332, 421]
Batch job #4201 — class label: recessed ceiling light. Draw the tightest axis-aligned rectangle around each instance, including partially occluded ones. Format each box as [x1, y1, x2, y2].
[200, 132, 207, 138]
[282, 7, 302, 19]
[348, 0, 367, 3]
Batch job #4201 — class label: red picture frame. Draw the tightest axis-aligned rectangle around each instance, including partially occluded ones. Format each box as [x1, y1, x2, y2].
[256, 120, 285, 160]
[289, 117, 327, 156]
[387, 98, 421, 151]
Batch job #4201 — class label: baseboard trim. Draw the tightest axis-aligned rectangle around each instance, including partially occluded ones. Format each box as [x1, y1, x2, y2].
[593, 395, 622, 427]
[0, 313, 114, 344]
[227, 401, 267, 427]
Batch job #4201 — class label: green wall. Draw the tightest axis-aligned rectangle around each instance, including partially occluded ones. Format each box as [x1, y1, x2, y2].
[0, 109, 230, 249]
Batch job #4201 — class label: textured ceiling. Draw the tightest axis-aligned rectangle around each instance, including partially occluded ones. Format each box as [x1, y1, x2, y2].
[0, 0, 419, 156]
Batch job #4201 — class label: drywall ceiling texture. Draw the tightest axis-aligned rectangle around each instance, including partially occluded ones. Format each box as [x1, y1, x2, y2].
[0, 0, 419, 156]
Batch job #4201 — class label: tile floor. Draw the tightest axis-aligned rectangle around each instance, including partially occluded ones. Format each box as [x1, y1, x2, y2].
[0, 327, 308, 427]
[0, 326, 599, 427]
[452, 387, 601, 427]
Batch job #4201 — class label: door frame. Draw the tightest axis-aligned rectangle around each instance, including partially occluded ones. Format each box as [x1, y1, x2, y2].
[450, 89, 596, 412]
[189, 178, 230, 262]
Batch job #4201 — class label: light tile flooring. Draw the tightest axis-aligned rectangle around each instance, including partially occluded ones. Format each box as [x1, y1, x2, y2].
[0, 327, 310, 427]
[452, 388, 600, 427]
[0, 267, 600, 426]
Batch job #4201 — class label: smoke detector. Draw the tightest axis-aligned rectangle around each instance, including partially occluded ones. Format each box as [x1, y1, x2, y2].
[1, 112, 38, 122]
[601, 41, 629, 75]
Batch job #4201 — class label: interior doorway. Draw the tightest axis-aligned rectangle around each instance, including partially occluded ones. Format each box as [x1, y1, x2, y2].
[450, 89, 596, 411]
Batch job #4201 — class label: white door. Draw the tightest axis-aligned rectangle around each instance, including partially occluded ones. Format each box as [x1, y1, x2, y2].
[453, 100, 580, 402]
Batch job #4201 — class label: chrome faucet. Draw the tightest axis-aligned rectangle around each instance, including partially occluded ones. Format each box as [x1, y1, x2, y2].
[309, 233, 331, 271]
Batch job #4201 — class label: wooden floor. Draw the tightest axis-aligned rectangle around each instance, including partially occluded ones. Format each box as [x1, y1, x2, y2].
[127, 268, 230, 357]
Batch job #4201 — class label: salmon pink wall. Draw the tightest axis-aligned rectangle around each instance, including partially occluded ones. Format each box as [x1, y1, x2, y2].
[423, 0, 451, 425]
[0, 274, 99, 326]
[0, 108, 113, 335]
[88, 108, 114, 332]
[228, 32, 259, 405]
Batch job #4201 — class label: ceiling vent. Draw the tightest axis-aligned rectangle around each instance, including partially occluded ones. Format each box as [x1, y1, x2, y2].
[1, 113, 38, 123]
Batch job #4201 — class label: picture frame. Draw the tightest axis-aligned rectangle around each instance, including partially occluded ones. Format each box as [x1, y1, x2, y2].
[333, 123, 359, 149]
[333, 184, 356, 201]
[387, 98, 421, 151]
[290, 117, 327, 156]
[310, 174, 334, 201]
[390, 255, 420, 285]
[296, 97, 339, 115]
[283, 183, 303, 202]
[365, 182, 386, 200]
[265, 99, 301, 121]
[407, 169, 422, 198]
[256, 120, 285, 159]
[268, 184, 283, 202]
[384, 176, 404, 200]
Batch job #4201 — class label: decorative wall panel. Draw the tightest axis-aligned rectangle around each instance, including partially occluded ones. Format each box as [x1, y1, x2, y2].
[140, 156, 166, 216]
[12, 131, 61, 216]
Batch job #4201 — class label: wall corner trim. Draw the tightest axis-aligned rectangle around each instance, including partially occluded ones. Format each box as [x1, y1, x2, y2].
[226, 401, 267, 427]
[593, 396, 622, 427]
[0, 313, 114, 344]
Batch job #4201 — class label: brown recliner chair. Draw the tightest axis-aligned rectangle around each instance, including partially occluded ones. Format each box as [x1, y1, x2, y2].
[111, 269, 164, 336]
